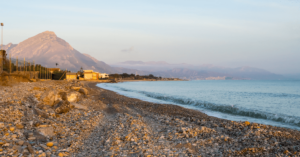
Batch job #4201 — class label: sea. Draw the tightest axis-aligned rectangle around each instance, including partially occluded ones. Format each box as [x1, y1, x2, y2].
[97, 80, 300, 130]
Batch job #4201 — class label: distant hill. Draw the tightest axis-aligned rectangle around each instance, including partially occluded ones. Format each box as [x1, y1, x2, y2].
[4, 31, 139, 74]
[112, 61, 285, 80]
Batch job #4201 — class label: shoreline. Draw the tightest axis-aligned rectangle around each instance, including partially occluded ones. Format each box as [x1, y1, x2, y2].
[95, 81, 300, 131]
[87, 82, 300, 156]
[89, 82, 300, 132]
[0, 80, 299, 156]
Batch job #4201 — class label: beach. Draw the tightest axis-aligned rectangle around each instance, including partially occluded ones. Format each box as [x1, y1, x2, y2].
[0, 80, 299, 156]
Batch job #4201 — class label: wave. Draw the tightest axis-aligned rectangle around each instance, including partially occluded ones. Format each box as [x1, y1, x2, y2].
[230, 91, 300, 98]
[113, 86, 300, 127]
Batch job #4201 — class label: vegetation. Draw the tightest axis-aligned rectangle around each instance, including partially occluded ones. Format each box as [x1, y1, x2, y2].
[108, 73, 162, 80]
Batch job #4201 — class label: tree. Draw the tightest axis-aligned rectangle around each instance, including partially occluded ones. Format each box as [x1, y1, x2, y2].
[149, 74, 154, 78]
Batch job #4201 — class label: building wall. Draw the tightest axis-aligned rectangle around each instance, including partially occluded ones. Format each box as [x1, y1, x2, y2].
[92, 72, 99, 80]
[66, 74, 77, 80]
[84, 73, 93, 80]
[100, 73, 109, 78]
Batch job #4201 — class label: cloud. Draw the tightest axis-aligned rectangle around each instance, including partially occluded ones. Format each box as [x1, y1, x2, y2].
[121, 46, 135, 53]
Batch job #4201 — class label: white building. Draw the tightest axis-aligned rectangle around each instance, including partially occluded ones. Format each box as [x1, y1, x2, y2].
[99, 73, 109, 79]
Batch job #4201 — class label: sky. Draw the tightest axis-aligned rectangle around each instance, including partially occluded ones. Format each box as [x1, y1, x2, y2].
[1, 0, 300, 74]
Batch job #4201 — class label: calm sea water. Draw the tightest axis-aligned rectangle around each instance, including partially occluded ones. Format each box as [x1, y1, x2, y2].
[97, 80, 300, 130]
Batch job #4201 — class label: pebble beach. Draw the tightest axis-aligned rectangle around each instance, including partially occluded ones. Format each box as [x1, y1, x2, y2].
[0, 80, 300, 157]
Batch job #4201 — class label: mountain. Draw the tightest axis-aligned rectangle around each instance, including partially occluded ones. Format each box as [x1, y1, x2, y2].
[112, 61, 285, 80]
[2, 43, 18, 52]
[5, 31, 124, 73]
[3, 31, 286, 80]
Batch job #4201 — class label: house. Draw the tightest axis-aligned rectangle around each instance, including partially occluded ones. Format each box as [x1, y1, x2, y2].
[66, 73, 77, 80]
[100, 73, 109, 79]
[92, 72, 100, 80]
[83, 70, 93, 80]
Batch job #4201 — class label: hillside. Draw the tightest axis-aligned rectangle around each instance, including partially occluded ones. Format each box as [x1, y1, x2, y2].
[5, 31, 121, 73]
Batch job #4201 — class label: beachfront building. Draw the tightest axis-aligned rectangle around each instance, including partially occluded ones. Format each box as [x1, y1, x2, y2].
[92, 72, 100, 80]
[100, 73, 109, 79]
[66, 73, 77, 80]
[83, 70, 108, 80]
[83, 70, 93, 80]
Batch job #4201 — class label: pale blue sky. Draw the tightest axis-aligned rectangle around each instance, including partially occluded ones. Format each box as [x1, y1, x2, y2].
[1, 0, 300, 74]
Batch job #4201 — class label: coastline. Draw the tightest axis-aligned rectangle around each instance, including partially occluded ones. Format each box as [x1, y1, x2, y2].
[0, 80, 299, 156]
[87, 82, 300, 156]
[116, 79, 187, 83]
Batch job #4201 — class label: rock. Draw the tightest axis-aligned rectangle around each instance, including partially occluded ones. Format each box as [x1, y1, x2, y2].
[37, 126, 55, 138]
[0, 141, 5, 145]
[71, 87, 81, 91]
[17, 140, 25, 146]
[79, 88, 88, 95]
[16, 123, 24, 129]
[11, 134, 18, 138]
[71, 103, 88, 110]
[41, 90, 62, 106]
[28, 137, 36, 141]
[67, 92, 80, 102]
[46, 142, 54, 147]
[41, 90, 56, 106]
[0, 122, 4, 128]
[25, 142, 35, 154]
[55, 101, 72, 114]
[244, 121, 250, 126]
[33, 131, 48, 142]
[34, 108, 49, 118]
[9, 127, 15, 132]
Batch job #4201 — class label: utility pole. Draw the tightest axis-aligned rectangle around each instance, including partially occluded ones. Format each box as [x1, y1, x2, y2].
[0, 23, 4, 74]
[16, 56, 18, 72]
[33, 60, 35, 79]
[29, 62, 31, 79]
[24, 58, 26, 73]
[9, 53, 11, 74]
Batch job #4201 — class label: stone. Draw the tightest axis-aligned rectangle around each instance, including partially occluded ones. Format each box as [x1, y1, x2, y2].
[41, 90, 56, 106]
[11, 134, 18, 138]
[0, 122, 4, 128]
[67, 92, 80, 102]
[71, 102, 88, 110]
[16, 123, 24, 129]
[244, 121, 250, 126]
[41, 90, 62, 106]
[71, 87, 81, 91]
[35, 108, 49, 119]
[79, 88, 88, 95]
[37, 126, 55, 138]
[28, 137, 36, 141]
[9, 127, 15, 132]
[0, 141, 5, 145]
[17, 140, 25, 146]
[26, 142, 35, 154]
[55, 101, 72, 114]
[46, 142, 54, 147]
